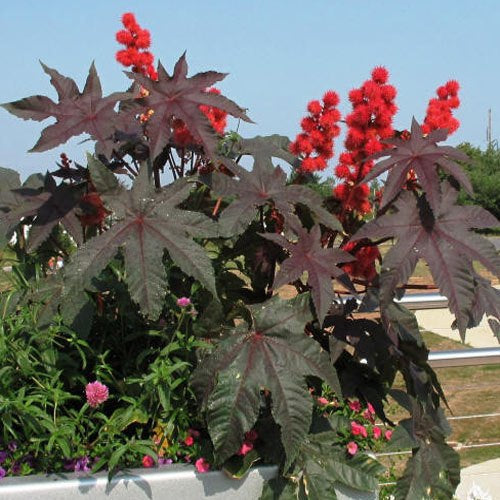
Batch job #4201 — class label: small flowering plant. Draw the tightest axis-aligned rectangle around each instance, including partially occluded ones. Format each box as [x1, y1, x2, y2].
[0, 11, 499, 500]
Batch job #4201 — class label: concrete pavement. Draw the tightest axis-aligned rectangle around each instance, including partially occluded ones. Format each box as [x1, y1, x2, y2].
[415, 308, 499, 348]
[455, 458, 500, 499]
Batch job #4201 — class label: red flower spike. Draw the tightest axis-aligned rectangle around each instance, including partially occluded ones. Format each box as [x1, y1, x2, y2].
[422, 80, 461, 136]
[116, 12, 157, 79]
[335, 67, 397, 218]
[290, 89, 342, 174]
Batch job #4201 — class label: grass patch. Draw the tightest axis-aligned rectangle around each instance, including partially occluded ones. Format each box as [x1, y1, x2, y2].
[381, 329, 500, 476]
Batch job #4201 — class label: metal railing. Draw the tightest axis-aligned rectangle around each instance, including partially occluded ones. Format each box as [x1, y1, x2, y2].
[372, 292, 500, 470]
[429, 347, 500, 368]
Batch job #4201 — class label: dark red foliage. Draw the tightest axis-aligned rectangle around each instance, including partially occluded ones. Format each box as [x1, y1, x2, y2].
[363, 118, 472, 211]
[127, 54, 250, 158]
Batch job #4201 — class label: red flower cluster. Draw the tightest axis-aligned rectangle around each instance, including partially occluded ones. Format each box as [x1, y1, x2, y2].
[173, 88, 228, 147]
[334, 67, 397, 215]
[289, 91, 342, 173]
[114, 13, 227, 147]
[341, 241, 380, 282]
[116, 12, 158, 80]
[79, 191, 110, 228]
[421, 80, 460, 135]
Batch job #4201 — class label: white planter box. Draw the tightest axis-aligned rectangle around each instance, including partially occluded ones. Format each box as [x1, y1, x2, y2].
[0, 464, 377, 499]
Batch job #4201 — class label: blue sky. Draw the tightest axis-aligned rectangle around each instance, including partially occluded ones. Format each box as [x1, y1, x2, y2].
[1, 1, 499, 179]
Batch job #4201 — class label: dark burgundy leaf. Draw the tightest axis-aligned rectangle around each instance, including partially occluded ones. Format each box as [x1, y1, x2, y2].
[212, 135, 342, 237]
[61, 158, 218, 319]
[1, 62, 131, 157]
[0, 169, 84, 248]
[261, 224, 355, 325]
[353, 183, 500, 338]
[364, 118, 472, 211]
[126, 53, 252, 159]
[191, 294, 340, 467]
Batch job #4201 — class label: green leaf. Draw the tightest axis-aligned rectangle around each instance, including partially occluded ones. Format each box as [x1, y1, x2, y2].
[87, 153, 119, 194]
[222, 449, 260, 479]
[192, 294, 340, 467]
[260, 477, 297, 500]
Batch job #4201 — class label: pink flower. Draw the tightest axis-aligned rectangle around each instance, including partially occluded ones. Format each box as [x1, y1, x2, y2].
[349, 400, 361, 412]
[346, 441, 358, 455]
[184, 436, 194, 446]
[188, 428, 200, 438]
[385, 430, 393, 441]
[372, 426, 382, 439]
[142, 455, 154, 468]
[237, 441, 254, 456]
[350, 421, 368, 438]
[367, 402, 375, 414]
[316, 397, 329, 406]
[195, 457, 210, 473]
[177, 297, 191, 307]
[85, 381, 109, 408]
[362, 409, 374, 422]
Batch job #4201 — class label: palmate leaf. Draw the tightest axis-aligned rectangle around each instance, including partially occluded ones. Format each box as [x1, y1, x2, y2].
[1, 63, 131, 157]
[353, 183, 500, 338]
[126, 53, 252, 159]
[0, 168, 84, 249]
[261, 224, 355, 325]
[395, 441, 460, 500]
[191, 294, 340, 467]
[212, 135, 343, 237]
[59, 157, 218, 320]
[363, 118, 472, 211]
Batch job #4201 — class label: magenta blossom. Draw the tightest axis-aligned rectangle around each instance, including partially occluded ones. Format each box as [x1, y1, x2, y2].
[348, 400, 361, 412]
[346, 442, 358, 456]
[177, 297, 191, 307]
[350, 421, 368, 438]
[385, 430, 393, 441]
[372, 426, 382, 439]
[85, 381, 109, 407]
[195, 457, 210, 473]
[0, 467, 6, 480]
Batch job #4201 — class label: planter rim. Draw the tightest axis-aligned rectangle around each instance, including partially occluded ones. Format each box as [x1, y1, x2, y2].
[0, 463, 378, 499]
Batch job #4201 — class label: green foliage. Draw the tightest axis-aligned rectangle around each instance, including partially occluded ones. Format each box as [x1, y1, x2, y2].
[457, 142, 500, 221]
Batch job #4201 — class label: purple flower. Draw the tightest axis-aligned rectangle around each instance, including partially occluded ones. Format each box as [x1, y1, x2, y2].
[176, 297, 191, 308]
[0, 451, 7, 464]
[11, 462, 21, 475]
[7, 441, 17, 452]
[0, 467, 6, 480]
[158, 458, 173, 466]
[74, 456, 91, 473]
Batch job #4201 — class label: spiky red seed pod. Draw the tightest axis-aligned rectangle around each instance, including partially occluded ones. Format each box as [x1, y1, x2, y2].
[322, 90, 340, 107]
[371, 66, 389, 84]
[445, 80, 460, 95]
[307, 100, 322, 115]
[348, 88, 364, 105]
